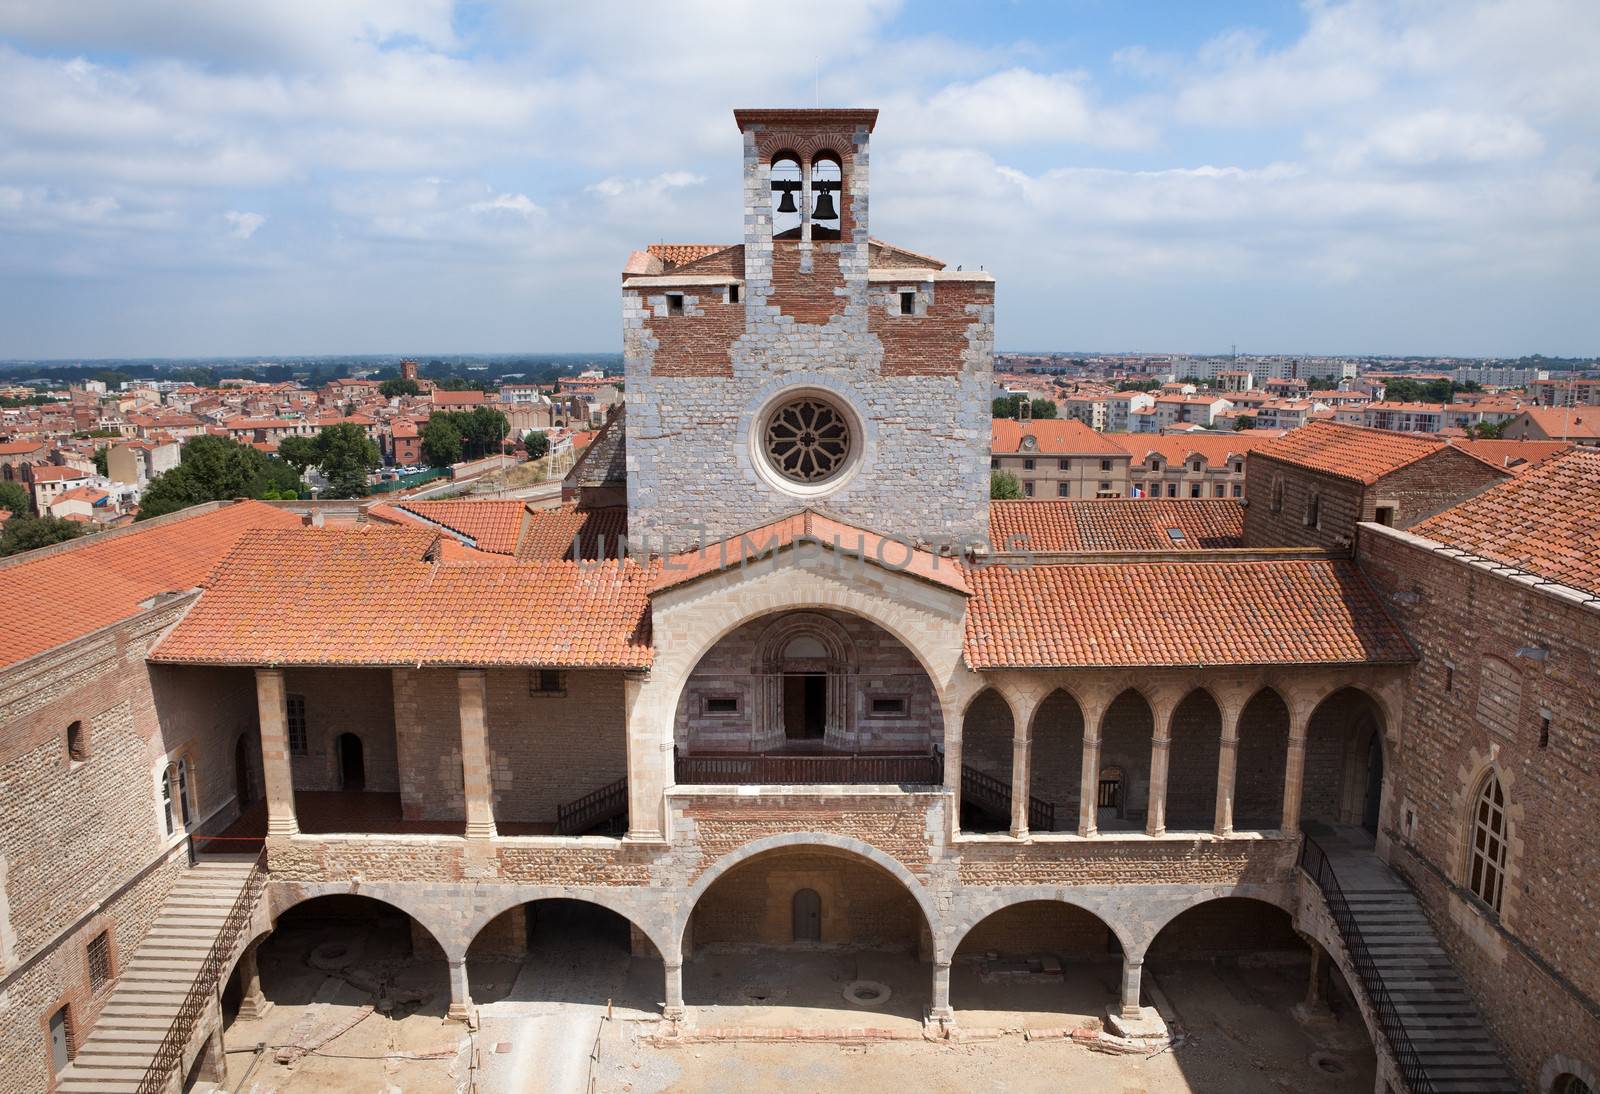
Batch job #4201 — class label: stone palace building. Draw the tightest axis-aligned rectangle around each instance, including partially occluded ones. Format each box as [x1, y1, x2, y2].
[2, 109, 1596, 1094]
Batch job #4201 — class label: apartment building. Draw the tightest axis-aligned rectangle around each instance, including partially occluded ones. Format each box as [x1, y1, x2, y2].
[991, 419, 1132, 498]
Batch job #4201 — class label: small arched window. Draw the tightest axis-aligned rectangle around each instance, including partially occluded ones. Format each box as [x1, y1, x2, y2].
[66, 720, 87, 763]
[1270, 475, 1284, 513]
[1553, 1074, 1594, 1094]
[1304, 491, 1321, 529]
[1467, 773, 1508, 912]
[809, 151, 842, 236]
[770, 152, 802, 237]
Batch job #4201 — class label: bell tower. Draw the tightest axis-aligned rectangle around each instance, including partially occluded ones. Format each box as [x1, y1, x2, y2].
[622, 108, 994, 554]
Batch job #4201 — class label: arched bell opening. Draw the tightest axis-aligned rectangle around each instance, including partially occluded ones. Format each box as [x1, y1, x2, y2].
[809, 151, 842, 239]
[769, 151, 802, 238]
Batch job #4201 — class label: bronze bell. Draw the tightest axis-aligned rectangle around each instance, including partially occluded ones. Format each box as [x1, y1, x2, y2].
[773, 181, 799, 214]
[812, 185, 838, 221]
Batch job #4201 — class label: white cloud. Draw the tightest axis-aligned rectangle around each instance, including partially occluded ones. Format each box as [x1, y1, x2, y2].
[892, 68, 1152, 148]
[224, 211, 265, 239]
[1331, 110, 1545, 169]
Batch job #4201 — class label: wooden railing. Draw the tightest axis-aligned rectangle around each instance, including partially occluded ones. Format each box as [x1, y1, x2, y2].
[137, 848, 266, 1094]
[556, 777, 628, 836]
[959, 762, 1056, 831]
[676, 751, 942, 786]
[1299, 835, 1434, 1094]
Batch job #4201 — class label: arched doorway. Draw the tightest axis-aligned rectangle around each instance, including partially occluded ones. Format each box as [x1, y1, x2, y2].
[950, 901, 1122, 1029]
[465, 899, 662, 1017]
[960, 689, 1013, 833]
[1099, 689, 1152, 832]
[682, 845, 931, 1030]
[1145, 898, 1376, 1090]
[1304, 688, 1387, 833]
[1167, 689, 1221, 831]
[1235, 689, 1290, 831]
[336, 733, 365, 791]
[1029, 689, 1083, 832]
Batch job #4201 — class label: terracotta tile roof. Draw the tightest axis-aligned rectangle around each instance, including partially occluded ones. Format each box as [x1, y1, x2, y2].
[1409, 448, 1600, 598]
[990, 499, 1243, 552]
[646, 243, 729, 269]
[654, 510, 969, 596]
[29, 465, 90, 482]
[1509, 407, 1600, 442]
[1447, 439, 1572, 473]
[518, 505, 628, 560]
[382, 499, 529, 554]
[991, 418, 1129, 457]
[1250, 420, 1449, 485]
[429, 389, 487, 406]
[965, 559, 1414, 668]
[150, 527, 654, 668]
[0, 500, 304, 669]
[867, 238, 947, 269]
[1105, 432, 1278, 467]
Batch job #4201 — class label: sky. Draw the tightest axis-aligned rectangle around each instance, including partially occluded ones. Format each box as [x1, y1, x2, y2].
[0, 0, 1597, 360]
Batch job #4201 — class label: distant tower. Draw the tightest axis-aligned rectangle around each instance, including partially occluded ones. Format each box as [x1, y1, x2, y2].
[400, 359, 419, 382]
[621, 108, 995, 553]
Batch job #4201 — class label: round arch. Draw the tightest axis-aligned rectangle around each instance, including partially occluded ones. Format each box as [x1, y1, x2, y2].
[947, 892, 1135, 959]
[270, 884, 455, 958]
[1137, 889, 1299, 957]
[461, 887, 673, 963]
[1541, 1054, 1600, 1094]
[679, 833, 943, 961]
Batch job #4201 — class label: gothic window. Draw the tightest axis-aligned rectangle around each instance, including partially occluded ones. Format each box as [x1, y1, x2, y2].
[1467, 773, 1508, 912]
[763, 396, 852, 485]
[1304, 491, 1321, 529]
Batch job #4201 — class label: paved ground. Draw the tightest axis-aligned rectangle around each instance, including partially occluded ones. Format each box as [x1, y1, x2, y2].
[229, 913, 1374, 1094]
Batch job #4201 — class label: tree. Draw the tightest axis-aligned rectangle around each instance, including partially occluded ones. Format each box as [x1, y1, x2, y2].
[93, 446, 109, 477]
[1307, 376, 1337, 391]
[524, 430, 550, 460]
[991, 395, 1059, 420]
[433, 375, 482, 391]
[429, 408, 508, 460]
[421, 416, 464, 467]
[0, 480, 30, 516]
[379, 378, 420, 399]
[1470, 420, 1508, 439]
[1234, 416, 1256, 431]
[276, 434, 320, 475]
[310, 422, 381, 498]
[990, 469, 1024, 499]
[0, 515, 84, 556]
[137, 435, 303, 520]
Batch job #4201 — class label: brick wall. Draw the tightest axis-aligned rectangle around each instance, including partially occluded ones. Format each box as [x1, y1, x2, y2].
[485, 668, 627, 826]
[282, 668, 398, 794]
[634, 284, 742, 378]
[869, 279, 994, 377]
[0, 603, 220, 1091]
[689, 850, 922, 949]
[1369, 447, 1505, 529]
[1167, 691, 1222, 830]
[1099, 690, 1153, 822]
[1145, 897, 1302, 958]
[956, 838, 1296, 888]
[1358, 527, 1600, 1087]
[1242, 454, 1366, 549]
[1235, 690, 1290, 830]
[392, 668, 464, 822]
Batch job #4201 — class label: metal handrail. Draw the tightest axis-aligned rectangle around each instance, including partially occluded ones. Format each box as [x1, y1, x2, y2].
[136, 846, 267, 1094]
[1299, 835, 1434, 1094]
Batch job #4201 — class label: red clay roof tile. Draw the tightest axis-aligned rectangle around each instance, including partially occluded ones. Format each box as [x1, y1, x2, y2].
[989, 499, 1243, 552]
[1250, 420, 1446, 485]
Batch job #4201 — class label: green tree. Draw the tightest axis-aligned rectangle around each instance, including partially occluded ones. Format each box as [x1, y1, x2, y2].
[93, 446, 109, 477]
[433, 375, 483, 391]
[0, 515, 84, 556]
[379, 378, 420, 399]
[0, 480, 30, 516]
[310, 421, 381, 498]
[137, 435, 303, 520]
[994, 394, 1059, 420]
[1234, 416, 1256, 431]
[524, 430, 550, 460]
[1470, 420, 1508, 439]
[1307, 376, 1337, 390]
[421, 416, 464, 467]
[430, 407, 509, 460]
[990, 469, 1024, 500]
[276, 434, 320, 475]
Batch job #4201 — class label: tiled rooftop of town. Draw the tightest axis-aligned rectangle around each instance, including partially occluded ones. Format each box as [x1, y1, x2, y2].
[990, 417, 1129, 456]
[1410, 447, 1600, 598]
[989, 499, 1243, 552]
[1251, 420, 1448, 484]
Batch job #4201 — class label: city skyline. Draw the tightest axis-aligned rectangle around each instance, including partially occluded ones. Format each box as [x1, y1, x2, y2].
[1, 1, 1597, 359]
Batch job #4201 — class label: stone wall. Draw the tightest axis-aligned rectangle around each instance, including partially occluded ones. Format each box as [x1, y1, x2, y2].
[689, 849, 922, 949]
[1242, 455, 1366, 549]
[392, 668, 464, 822]
[1358, 525, 1600, 1089]
[281, 667, 398, 794]
[954, 900, 1121, 959]
[484, 668, 627, 826]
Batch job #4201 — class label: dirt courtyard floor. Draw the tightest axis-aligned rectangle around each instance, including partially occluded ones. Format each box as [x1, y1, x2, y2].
[225, 918, 1375, 1094]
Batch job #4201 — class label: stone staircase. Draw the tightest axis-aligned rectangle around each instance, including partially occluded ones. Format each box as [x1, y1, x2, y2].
[1301, 833, 1519, 1093]
[57, 855, 261, 1094]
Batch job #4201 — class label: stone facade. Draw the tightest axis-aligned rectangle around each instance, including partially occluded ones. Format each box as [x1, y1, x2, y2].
[1358, 523, 1600, 1090]
[624, 110, 993, 553]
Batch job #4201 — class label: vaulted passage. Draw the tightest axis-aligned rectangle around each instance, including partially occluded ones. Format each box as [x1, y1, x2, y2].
[465, 900, 661, 1016]
[1302, 688, 1386, 832]
[682, 846, 931, 1029]
[960, 688, 1014, 833]
[950, 901, 1123, 1029]
[1235, 689, 1290, 830]
[1097, 689, 1153, 832]
[673, 610, 944, 787]
[1165, 689, 1222, 831]
[1028, 689, 1084, 832]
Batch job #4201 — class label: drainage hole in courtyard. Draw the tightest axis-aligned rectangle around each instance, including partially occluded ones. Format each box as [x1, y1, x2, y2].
[1309, 1051, 1346, 1074]
[844, 980, 892, 1007]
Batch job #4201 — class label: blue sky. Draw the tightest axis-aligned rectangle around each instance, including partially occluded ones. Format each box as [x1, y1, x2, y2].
[0, 0, 1596, 359]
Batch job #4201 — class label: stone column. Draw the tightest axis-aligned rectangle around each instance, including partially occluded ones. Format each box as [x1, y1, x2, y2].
[457, 670, 497, 840]
[1146, 703, 1173, 836]
[1077, 700, 1106, 837]
[662, 961, 685, 1022]
[254, 668, 299, 837]
[1214, 705, 1241, 836]
[1303, 941, 1325, 1008]
[941, 699, 964, 837]
[1281, 706, 1310, 834]
[929, 960, 953, 1022]
[235, 940, 272, 1020]
[1119, 955, 1145, 1018]
[1008, 694, 1033, 839]
[447, 957, 472, 1022]
[624, 672, 667, 842]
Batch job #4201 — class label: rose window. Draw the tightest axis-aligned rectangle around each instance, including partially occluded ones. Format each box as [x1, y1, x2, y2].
[763, 397, 852, 484]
